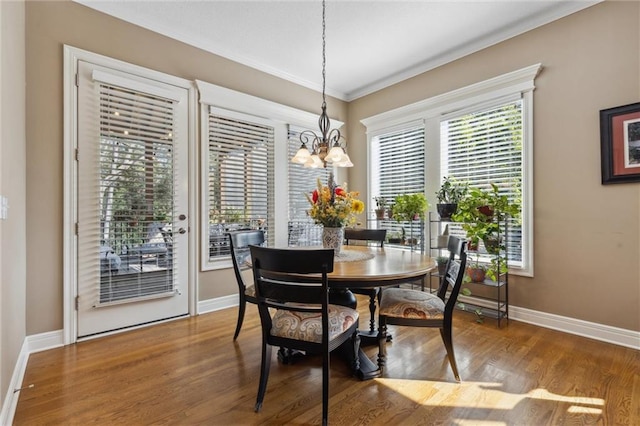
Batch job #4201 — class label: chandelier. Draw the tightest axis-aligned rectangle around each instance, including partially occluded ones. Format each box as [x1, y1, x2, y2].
[291, 0, 353, 168]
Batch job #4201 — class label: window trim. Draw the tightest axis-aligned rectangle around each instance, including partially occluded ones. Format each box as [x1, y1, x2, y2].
[361, 64, 541, 277]
[196, 80, 343, 270]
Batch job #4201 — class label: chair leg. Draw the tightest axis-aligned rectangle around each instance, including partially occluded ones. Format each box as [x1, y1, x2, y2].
[322, 348, 329, 426]
[439, 326, 460, 382]
[255, 343, 272, 412]
[233, 295, 246, 341]
[350, 331, 361, 374]
[377, 316, 388, 372]
[367, 293, 376, 333]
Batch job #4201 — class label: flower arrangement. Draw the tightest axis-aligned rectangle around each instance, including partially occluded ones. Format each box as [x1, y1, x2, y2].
[306, 176, 364, 227]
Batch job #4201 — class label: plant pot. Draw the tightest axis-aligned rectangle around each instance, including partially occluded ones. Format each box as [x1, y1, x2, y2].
[375, 209, 385, 220]
[406, 238, 418, 246]
[388, 238, 403, 244]
[386, 208, 394, 219]
[436, 203, 457, 220]
[483, 235, 501, 254]
[477, 205, 494, 217]
[437, 262, 447, 275]
[467, 240, 479, 251]
[466, 266, 486, 283]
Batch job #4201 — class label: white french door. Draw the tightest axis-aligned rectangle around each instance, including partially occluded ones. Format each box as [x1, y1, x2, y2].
[76, 60, 189, 337]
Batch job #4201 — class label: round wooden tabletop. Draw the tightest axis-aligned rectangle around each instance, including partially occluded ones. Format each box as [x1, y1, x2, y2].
[328, 246, 436, 289]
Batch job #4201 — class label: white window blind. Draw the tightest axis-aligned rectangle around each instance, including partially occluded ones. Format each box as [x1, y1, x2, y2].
[94, 82, 178, 304]
[370, 126, 426, 243]
[441, 99, 523, 264]
[375, 126, 426, 200]
[206, 113, 274, 260]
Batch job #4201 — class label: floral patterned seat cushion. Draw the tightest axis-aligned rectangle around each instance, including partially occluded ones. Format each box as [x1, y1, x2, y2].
[379, 288, 445, 319]
[271, 304, 359, 343]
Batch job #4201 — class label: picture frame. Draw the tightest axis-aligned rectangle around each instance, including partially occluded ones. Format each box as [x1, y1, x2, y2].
[600, 102, 640, 184]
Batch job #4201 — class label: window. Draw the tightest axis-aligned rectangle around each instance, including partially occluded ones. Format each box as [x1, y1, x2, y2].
[363, 64, 540, 276]
[197, 80, 343, 269]
[205, 109, 275, 263]
[371, 126, 425, 201]
[441, 99, 523, 265]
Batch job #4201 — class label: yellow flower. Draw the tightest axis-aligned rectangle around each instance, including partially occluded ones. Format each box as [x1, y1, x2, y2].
[306, 177, 364, 227]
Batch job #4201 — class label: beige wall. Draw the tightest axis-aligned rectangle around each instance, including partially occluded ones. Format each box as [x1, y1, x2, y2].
[22, 0, 639, 338]
[1, 0, 27, 404]
[347, 1, 640, 331]
[25, 0, 347, 334]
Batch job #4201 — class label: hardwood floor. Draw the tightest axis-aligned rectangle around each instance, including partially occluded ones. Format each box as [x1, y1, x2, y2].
[14, 298, 640, 425]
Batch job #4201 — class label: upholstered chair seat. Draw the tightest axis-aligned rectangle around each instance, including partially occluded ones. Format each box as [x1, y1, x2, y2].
[271, 304, 358, 343]
[379, 288, 445, 320]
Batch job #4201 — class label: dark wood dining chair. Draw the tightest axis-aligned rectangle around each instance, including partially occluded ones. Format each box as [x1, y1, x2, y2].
[228, 230, 265, 340]
[344, 228, 387, 335]
[250, 246, 360, 426]
[377, 236, 467, 381]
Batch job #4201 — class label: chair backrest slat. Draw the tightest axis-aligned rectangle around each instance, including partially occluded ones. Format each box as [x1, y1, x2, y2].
[250, 247, 334, 303]
[436, 236, 468, 313]
[344, 228, 386, 247]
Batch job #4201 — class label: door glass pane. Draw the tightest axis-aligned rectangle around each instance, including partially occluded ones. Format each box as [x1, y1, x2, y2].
[98, 83, 176, 304]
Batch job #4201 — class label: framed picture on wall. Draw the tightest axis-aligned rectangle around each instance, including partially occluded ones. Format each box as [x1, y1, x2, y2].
[600, 102, 640, 184]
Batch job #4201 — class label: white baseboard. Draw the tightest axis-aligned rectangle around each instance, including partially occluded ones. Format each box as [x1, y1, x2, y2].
[0, 340, 31, 426]
[509, 306, 640, 350]
[0, 330, 65, 425]
[197, 294, 238, 314]
[25, 329, 65, 353]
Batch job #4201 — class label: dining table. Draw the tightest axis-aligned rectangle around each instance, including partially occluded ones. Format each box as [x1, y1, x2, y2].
[323, 245, 436, 380]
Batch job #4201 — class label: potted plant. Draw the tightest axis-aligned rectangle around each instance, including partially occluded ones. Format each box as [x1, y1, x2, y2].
[392, 193, 429, 221]
[387, 230, 404, 244]
[374, 196, 387, 219]
[452, 183, 520, 250]
[436, 255, 449, 275]
[387, 201, 395, 219]
[435, 177, 468, 220]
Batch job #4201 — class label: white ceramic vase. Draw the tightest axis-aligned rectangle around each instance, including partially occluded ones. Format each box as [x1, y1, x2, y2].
[322, 227, 344, 256]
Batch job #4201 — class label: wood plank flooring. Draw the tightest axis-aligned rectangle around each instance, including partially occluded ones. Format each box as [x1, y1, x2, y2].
[14, 299, 640, 425]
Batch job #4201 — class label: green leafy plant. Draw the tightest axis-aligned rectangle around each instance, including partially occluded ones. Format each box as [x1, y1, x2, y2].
[452, 183, 519, 246]
[391, 193, 429, 221]
[436, 255, 449, 275]
[436, 177, 468, 204]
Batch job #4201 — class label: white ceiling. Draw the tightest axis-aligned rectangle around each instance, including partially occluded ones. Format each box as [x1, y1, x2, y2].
[75, 0, 602, 101]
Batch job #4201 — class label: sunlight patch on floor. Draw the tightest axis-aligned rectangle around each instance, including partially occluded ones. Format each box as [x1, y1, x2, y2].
[375, 378, 605, 411]
[567, 406, 603, 415]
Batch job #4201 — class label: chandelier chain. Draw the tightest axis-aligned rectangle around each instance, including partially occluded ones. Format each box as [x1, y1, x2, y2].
[322, 0, 326, 106]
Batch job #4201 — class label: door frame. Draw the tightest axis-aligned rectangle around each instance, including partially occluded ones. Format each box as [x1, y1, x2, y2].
[62, 45, 199, 344]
